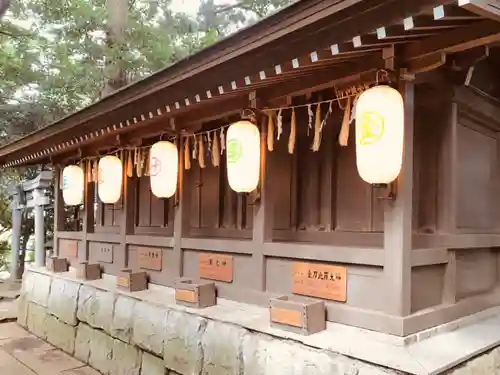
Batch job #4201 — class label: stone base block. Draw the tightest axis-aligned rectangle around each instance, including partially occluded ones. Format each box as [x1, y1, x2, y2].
[48, 277, 79, 325]
[26, 302, 48, 339]
[18, 268, 500, 375]
[45, 314, 76, 354]
[17, 294, 28, 328]
[141, 353, 165, 375]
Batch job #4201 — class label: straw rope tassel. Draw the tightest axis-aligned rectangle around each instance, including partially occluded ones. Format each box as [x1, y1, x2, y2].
[220, 128, 225, 155]
[89, 161, 93, 183]
[212, 132, 220, 167]
[126, 150, 133, 177]
[277, 108, 283, 140]
[184, 137, 191, 170]
[339, 96, 351, 147]
[198, 135, 205, 168]
[93, 160, 98, 183]
[85, 160, 91, 182]
[267, 111, 274, 152]
[59, 168, 64, 189]
[312, 103, 322, 151]
[137, 149, 143, 177]
[144, 149, 150, 176]
[288, 108, 296, 154]
[192, 135, 198, 160]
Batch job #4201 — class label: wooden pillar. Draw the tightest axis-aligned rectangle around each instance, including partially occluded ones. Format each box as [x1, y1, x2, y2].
[440, 102, 459, 304]
[82, 164, 95, 262]
[171, 138, 188, 281]
[251, 116, 273, 291]
[119, 171, 136, 270]
[53, 166, 65, 258]
[383, 77, 415, 317]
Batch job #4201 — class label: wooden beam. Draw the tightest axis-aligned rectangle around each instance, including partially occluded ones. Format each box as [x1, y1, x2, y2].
[459, 0, 500, 22]
[404, 19, 500, 61]
[87, 233, 121, 243]
[404, 15, 481, 30]
[375, 25, 439, 40]
[57, 231, 84, 241]
[432, 3, 481, 19]
[413, 233, 500, 249]
[411, 248, 449, 267]
[263, 243, 384, 266]
[261, 54, 384, 101]
[180, 238, 254, 254]
[125, 235, 173, 247]
[352, 34, 426, 48]
[450, 45, 489, 70]
[406, 52, 447, 74]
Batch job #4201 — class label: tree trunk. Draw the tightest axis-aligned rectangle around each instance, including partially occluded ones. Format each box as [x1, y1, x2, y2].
[0, 0, 10, 19]
[17, 211, 33, 278]
[101, 0, 128, 98]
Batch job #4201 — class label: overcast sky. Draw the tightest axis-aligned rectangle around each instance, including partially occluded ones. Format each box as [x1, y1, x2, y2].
[170, 0, 235, 16]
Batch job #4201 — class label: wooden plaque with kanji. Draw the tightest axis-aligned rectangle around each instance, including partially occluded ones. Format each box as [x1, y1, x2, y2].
[292, 262, 347, 302]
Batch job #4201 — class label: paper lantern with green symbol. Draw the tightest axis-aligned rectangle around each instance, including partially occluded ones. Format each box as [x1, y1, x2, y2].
[226, 120, 260, 193]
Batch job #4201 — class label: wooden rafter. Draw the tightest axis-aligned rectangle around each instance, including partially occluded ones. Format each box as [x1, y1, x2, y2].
[404, 19, 500, 60]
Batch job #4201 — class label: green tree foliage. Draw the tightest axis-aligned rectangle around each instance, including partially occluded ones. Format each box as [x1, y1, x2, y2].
[1, 0, 294, 135]
[0, 0, 294, 269]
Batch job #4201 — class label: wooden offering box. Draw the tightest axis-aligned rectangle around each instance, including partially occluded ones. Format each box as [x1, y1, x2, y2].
[117, 269, 148, 292]
[175, 278, 216, 309]
[46, 257, 69, 273]
[76, 262, 102, 281]
[270, 295, 326, 335]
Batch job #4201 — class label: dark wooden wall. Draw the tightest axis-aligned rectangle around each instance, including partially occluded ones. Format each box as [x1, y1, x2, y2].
[54, 81, 500, 337]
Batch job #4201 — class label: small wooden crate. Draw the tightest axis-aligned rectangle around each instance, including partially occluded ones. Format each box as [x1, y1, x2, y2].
[46, 257, 68, 273]
[269, 295, 326, 335]
[76, 262, 102, 281]
[175, 278, 216, 309]
[117, 269, 148, 292]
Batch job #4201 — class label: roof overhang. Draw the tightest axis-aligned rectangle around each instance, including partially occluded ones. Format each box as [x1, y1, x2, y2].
[2, 0, 500, 167]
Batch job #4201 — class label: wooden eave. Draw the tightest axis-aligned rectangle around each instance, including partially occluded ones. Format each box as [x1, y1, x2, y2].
[2, 0, 500, 168]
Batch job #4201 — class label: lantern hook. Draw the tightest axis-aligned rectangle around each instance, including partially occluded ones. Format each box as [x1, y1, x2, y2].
[376, 69, 390, 85]
[241, 108, 258, 124]
[374, 182, 397, 201]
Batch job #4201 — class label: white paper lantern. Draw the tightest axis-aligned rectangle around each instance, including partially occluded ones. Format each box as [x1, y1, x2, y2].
[62, 165, 84, 206]
[149, 141, 178, 198]
[98, 155, 123, 204]
[226, 120, 260, 193]
[355, 85, 404, 185]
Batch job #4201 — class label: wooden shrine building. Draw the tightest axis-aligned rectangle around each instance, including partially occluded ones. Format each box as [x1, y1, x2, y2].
[4, 1, 500, 373]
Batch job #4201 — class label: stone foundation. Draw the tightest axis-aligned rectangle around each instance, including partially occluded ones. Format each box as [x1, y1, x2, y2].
[18, 268, 500, 375]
